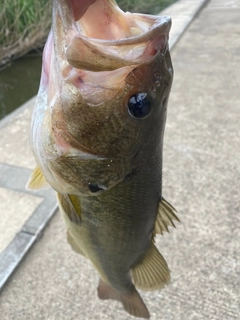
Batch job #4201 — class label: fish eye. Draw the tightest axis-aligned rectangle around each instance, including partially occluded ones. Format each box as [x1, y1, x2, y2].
[88, 183, 104, 193]
[128, 93, 152, 119]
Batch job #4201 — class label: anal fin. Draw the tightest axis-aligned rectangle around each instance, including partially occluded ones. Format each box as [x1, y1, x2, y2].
[57, 193, 81, 224]
[155, 197, 180, 235]
[98, 279, 150, 319]
[26, 166, 50, 190]
[132, 242, 170, 291]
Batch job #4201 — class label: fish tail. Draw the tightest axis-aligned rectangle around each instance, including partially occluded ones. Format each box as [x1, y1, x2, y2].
[97, 279, 150, 319]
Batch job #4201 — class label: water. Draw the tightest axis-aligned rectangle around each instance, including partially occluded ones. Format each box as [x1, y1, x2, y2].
[0, 54, 42, 120]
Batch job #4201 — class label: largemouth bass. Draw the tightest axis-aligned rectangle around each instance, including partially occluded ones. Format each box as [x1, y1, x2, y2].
[27, 0, 179, 318]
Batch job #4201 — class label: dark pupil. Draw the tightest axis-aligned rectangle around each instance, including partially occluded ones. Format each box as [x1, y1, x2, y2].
[128, 93, 151, 118]
[88, 183, 103, 193]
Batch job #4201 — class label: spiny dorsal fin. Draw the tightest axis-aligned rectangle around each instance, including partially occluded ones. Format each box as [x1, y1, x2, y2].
[155, 198, 180, 235]
[66, 229, 85, 256]
[98, 278, 150, 319]
[57, 193, 81, 224]
[131, 242, 170, 291]
[26, 166, 50, 190]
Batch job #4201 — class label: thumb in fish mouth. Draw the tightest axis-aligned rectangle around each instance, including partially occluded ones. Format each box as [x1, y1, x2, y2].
[69, 0, 98, 20]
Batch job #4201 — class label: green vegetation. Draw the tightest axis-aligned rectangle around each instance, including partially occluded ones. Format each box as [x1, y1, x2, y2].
[0, 0, 176, 67]
[0, 0, 52, 66]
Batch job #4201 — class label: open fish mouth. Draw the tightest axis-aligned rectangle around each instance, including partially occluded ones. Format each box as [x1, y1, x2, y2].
[53, 0, 171, 72]
[46, 0, 172, 107]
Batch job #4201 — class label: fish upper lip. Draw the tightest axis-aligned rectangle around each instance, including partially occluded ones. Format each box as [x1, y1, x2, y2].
[72, 15, 172, 46]
[63, 0, 171, 42]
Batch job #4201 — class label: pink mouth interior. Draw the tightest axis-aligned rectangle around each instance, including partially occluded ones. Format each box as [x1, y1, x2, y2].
[69, 0, 97, 21]
[69, 0, 136, 40]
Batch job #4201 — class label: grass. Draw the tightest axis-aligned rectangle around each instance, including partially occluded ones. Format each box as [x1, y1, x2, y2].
[0, 0, 52, 67]
[0, 0, 176, 67]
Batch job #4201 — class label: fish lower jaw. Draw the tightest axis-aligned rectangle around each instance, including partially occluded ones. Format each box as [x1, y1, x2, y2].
[50, 130, 106, 160]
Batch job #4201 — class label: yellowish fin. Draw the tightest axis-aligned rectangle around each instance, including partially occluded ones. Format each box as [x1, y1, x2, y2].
[66, 229, 85, 256]
[98, 279, 150, 319]
[57, 193, 81, 224]
[155, 198, 180, 235]
[26, 166, 50, 190]
[132, 242, 170, 291]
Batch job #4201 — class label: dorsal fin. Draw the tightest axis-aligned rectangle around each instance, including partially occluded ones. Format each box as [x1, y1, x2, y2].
[57, 193, 81, 224]
[155, 198, 180, 235]
[26, 166, 50, 190]
[131, 241, 170, 291]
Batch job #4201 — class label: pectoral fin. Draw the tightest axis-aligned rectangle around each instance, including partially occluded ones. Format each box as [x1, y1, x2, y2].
[57, 193, 81, 224]
[155, 198, 180, 235]
[131, 242, 170, 291]
[26, 166, 50, 190]
[98, 279, 150, 319]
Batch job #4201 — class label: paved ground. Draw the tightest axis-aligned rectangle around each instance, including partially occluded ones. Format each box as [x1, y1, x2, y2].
[0, 0, 239, 319]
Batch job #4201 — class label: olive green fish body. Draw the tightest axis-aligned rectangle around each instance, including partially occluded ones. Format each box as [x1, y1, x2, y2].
[27, 0, 178, 318]
[63, 161, 161, 287]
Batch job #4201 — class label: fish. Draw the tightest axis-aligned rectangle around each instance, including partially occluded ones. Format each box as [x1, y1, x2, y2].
[27, 0, 179, 318]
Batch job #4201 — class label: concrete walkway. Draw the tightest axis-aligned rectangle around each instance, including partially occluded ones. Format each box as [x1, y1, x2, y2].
[0, 0, 239, 319]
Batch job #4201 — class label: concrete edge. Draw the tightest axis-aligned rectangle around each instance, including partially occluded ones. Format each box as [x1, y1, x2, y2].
[0, 0, 208, 292]
[161, 0, 210, 51]
[0, 96, 36, 129]
[0, 164, 58, 291]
